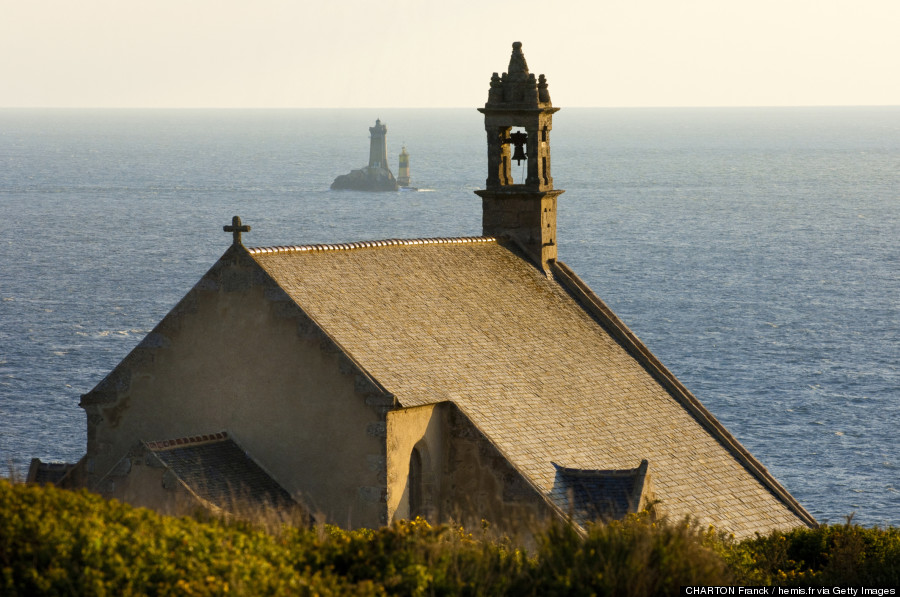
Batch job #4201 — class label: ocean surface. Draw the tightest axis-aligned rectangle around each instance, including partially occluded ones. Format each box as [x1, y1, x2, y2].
[1, 107, 897, 527]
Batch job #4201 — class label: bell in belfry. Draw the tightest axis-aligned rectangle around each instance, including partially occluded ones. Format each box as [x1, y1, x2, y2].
[509, 131, 527, 165]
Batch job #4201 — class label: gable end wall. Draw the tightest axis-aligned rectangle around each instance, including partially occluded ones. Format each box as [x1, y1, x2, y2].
[80, 246, 394, 527]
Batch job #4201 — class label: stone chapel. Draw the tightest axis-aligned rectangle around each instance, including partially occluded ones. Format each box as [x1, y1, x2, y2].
[43, 42, 816, 539]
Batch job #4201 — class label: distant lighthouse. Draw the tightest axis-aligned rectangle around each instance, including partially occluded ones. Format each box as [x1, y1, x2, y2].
[398, 146, 410, 187]
[330, 119, 399, 191]
[368, 119, 389, 170]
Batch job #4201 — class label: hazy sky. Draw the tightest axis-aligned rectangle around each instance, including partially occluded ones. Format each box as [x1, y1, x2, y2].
[2, 0, 898, 108]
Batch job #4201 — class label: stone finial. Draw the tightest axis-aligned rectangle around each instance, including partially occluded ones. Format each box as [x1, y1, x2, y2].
[224, 216, 250, 246]
[507, 41, 529, 81]
[538, 74, 551, 103]
[488, 72, 503, 103]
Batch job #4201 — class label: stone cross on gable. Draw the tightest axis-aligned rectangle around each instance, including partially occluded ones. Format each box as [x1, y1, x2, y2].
[224, 216, 251, 246]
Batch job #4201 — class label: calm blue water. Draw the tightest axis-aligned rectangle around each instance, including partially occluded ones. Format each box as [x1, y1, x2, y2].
[1, 107, 898, 527]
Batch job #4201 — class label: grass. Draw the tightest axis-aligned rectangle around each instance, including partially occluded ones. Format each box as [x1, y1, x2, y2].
[2, 480, 899, 595]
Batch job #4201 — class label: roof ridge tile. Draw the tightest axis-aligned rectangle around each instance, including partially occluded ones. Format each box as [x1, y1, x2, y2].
[145, 431, 229, 451]
[247, 236, 497, 255]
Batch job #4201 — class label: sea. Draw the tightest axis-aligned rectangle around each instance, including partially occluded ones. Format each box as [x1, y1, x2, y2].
[1, 107, 897, 528]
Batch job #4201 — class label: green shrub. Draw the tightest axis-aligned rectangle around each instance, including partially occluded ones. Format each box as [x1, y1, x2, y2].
[0, 480, 354, 595]
[282, 519, 529, 596]
[725, 519, 900, 586]
[3, 480, 900, 595]
[521, 514, 733, 596]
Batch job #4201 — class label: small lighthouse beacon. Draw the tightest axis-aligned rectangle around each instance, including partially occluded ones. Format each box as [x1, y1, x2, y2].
[398, 146, 410, 187]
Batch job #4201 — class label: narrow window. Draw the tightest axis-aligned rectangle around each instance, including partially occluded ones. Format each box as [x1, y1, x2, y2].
[408, 447, 424, 519]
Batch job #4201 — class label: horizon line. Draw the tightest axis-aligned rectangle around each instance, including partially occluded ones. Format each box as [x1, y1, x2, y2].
[2, 104, 899, 110]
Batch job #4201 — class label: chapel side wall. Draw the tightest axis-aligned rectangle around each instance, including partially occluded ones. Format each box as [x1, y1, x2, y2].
[440, 404, 554, 538]
[386, 402, 554, 537]
[81, 252, 389, 528]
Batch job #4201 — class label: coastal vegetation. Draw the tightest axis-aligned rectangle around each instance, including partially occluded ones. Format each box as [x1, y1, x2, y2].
[2, 480, 898, 595]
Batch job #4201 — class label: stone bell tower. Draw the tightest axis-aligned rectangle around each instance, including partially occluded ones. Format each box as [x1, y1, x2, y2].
[475, 41, 563, 271]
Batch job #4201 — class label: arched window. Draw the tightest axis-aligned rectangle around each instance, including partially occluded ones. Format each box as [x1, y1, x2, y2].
[408, 447, 424, 519]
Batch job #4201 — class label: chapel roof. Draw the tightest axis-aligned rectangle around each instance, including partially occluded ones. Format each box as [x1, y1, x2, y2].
[243, 237, 814, 537]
